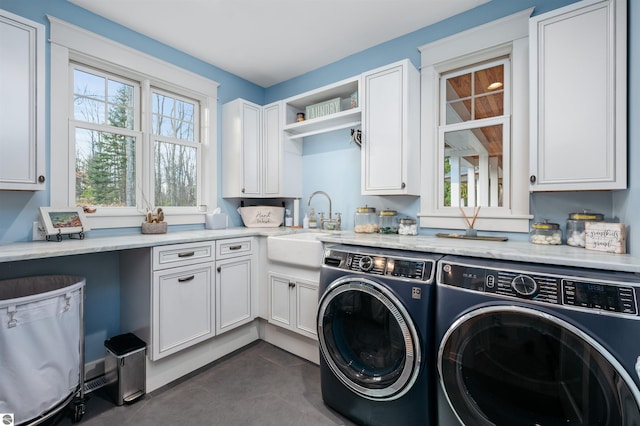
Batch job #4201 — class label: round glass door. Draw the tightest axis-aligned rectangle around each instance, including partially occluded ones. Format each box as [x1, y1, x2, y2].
[317, 277, 421, 400]
[439, 306, 640, 425]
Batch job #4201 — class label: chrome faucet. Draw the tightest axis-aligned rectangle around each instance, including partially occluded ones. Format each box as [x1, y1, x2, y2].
[308, 190, 339, 230]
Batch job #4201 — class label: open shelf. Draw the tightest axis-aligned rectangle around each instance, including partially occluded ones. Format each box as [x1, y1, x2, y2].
[282, 76, 360, 139]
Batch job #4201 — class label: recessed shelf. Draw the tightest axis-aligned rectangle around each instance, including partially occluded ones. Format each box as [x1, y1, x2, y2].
[283, 108, 361, 139]
[282, 76, 360, 140]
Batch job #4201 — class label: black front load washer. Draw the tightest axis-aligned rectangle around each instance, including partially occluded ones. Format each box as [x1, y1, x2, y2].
[436, 255, 640, 426]
[317, 244, 441, 426]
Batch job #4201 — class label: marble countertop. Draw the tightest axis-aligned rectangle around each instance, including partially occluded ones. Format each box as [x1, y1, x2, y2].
[317, 232, 640, 274]
[0, 228, 289, 263]
[1, 228, 639, 273]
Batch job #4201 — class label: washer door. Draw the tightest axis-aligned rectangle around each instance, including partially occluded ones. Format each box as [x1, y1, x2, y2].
[317, 277, 421, 400]
[439, 305, 640, 425]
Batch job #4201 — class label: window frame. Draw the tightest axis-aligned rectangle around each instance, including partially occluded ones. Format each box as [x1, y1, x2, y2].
[418, 9, 533, 233]
[49, 16, 218, 229]
[438, 58, 511, 210]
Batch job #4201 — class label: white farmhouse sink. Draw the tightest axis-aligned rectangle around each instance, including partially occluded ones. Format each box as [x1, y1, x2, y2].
[267, 232, 328, 268]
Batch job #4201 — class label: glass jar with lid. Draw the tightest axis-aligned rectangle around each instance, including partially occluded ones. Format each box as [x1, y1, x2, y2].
[566, 211, 604, 247]
[398, 217, 418, 236]
[354, 206, 378, 233]
[378, 209, 399, 234]
[530, 220, 562, 245]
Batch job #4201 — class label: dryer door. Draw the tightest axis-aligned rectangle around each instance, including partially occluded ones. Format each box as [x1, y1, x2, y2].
[439, 305, 640, 425]
[317, 277, 421, 401]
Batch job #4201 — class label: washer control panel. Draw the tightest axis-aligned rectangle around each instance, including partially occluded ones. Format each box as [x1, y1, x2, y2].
[323, 248, 435, 282]
[439, 259, 639, 316]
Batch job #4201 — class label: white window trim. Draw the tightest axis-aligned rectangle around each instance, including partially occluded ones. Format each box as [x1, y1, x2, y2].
[418, 8, 534, 233]
[48, 16, 218, 229]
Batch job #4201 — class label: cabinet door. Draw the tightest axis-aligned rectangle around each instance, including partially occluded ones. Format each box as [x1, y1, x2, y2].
[152, 263, 214, 360]
[269, 273, 293, 328]
[0, 11, 45, 190]
[262, 102, 281, 197]
[241, 102, 262, 196]
[216, 256, 252, 334]
[294, 279, 318, 339]
[222, 99, 261, 197]
[361, 60, 420, 195]
[529, 0, 626, 191]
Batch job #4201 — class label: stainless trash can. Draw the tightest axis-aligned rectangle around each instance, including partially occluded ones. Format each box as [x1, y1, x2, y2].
[104, 333, 146, 405]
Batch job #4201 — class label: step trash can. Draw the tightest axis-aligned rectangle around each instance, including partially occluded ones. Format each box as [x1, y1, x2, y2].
[104, 333, 146, 405]
[0, 275, 86, 425]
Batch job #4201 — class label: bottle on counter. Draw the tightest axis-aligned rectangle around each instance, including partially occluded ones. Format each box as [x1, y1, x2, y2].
[285, 209, 293, 227]
[308, 208, 318, 229]
[303, 212, 309, 229]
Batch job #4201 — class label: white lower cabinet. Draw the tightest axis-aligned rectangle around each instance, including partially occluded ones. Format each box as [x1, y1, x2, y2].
[152, 262, 214, 359]
[215, 237, 256, 335]
[268, 272, 318, 340]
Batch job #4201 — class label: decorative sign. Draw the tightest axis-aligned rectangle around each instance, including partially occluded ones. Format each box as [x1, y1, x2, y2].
[584, 222, 626, 254]
[305, 97, 341, 120]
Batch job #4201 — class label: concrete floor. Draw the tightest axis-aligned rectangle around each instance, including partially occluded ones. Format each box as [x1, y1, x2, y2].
[52, 341, 356, 426]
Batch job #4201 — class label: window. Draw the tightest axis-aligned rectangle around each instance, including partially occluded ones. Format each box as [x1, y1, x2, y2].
[49, 17, 218, 229]
[418, 9, 533, 233]
[440, 59, 510, 208]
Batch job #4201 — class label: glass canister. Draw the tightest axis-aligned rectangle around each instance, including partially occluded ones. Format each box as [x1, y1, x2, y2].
[398, 217, 418, 236]
[378, 209, 399, 234]
[566, 211, 604, 247]
[354, 206, 378, 233]
[530, 220, 562, 245]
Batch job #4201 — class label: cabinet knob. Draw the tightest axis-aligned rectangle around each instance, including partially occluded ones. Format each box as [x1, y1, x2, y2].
[288, 282, 295, 288]
[401, 182, 406, 189]
[38, 175, 45, 183]
[217, 266, 221, 273]
[241, 188, 245, 193]
[529, 175, 537, 184]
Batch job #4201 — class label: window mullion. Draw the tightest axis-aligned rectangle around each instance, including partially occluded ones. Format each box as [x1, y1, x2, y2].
[140, 79, 153, 212]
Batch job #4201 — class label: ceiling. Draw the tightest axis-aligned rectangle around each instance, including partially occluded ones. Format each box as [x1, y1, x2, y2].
[67, 0, 489, 88]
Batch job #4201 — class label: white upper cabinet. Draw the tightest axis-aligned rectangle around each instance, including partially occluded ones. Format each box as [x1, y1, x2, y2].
[0, 10, 45, 191]
[361, 60, 420, 195]
[222, 99, 302, 198]
[529, 0, 626, 191]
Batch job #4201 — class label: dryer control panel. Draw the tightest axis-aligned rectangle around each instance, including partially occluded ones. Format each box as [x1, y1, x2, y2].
[439, 258, 640, 316]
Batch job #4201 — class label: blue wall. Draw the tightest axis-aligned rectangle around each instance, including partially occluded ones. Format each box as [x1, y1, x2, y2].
[0, 0, 636, 362]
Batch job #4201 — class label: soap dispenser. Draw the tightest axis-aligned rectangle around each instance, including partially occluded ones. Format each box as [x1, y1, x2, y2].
[308, 208, 317, 229]
[303, 212, 310, 229]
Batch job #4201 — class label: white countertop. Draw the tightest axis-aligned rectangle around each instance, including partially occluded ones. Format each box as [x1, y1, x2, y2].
[317, 232, 640, 274]
[1, 228, 639, 273]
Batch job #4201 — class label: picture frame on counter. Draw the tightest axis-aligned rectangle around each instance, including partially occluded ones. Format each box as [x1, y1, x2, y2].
[39, 207, 91, 240]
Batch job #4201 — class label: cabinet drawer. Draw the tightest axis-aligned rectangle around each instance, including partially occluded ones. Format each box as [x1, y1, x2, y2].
[153, 241, 215, 270]
[216, 237, 253, 260]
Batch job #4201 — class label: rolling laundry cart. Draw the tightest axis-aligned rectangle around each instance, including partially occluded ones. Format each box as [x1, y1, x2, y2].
[0, 275, 86, 425]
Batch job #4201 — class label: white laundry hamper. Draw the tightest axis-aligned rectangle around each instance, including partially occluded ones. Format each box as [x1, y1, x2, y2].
[0, 275, 86, 425]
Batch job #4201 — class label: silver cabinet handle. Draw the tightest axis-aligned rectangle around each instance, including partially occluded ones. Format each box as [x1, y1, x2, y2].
[178, 275, 195, 282]
[178, 251, 195, 258]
